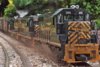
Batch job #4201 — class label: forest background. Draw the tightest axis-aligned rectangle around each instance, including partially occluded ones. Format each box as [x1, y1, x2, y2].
[1, 0, 100, 28]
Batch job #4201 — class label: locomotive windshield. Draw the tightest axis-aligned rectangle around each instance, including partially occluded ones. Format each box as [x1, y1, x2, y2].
[64, 11, 73, 21]
[64, 14, 73, 21]
[74, 14, 84, 21]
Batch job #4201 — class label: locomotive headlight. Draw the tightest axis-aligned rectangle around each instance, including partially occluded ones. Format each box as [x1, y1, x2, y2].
[70, 5, 79, 9]
[70, 5, 76, 9]
[76, 5, 79, 9]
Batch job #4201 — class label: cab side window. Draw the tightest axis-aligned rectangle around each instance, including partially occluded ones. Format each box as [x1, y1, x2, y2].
[57, 14, 63, 24]
[64, 14, 73, 21]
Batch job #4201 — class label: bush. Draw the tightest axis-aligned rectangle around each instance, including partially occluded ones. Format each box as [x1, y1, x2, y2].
[95, 19, 100, 29]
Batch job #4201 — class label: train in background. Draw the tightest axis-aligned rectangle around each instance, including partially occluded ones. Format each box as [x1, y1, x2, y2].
[0, 15, 59, 42]
[0, 16, 39, 33]
[0, 5, 100, 63]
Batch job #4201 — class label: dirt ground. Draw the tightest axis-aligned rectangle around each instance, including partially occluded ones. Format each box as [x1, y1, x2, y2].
[0, 32, 60, 67]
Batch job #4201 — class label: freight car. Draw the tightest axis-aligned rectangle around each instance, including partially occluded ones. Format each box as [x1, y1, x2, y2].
[52, 5, 100, 63]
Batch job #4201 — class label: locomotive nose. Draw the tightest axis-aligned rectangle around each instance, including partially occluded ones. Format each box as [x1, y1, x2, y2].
[80, 55, 88, 61]
[75, 54, 90, 61]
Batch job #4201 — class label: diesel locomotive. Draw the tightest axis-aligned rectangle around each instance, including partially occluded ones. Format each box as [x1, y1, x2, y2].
[52, 5, 100, 63]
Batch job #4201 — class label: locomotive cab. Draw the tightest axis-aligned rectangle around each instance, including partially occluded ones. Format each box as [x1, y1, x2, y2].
[53, 6, 100, 63]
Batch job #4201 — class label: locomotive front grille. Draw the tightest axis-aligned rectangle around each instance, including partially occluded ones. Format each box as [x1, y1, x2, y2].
[68, 21, 91, 44]
[68, 32, 78, 44]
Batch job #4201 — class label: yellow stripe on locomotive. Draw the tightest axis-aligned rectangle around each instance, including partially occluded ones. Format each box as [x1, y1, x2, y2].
[68, 21, 91, 44]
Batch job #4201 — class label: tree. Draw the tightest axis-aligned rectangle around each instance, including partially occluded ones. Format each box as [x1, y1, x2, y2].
[4, 0, 16, 17]
[8, 0, 100, 19]
[0, 0, 9, 16]
[13, 0, 68, 15]
[4, 4, 16, 17]
[13, 0, 33, 9]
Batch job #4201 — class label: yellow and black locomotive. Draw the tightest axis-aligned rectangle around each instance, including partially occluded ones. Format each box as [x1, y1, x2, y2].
[53, 6, 100, 63]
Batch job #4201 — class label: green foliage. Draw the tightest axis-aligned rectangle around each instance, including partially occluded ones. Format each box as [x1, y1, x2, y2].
[95, 19, 100, 29]
[3, 0, 100, 28]
[4, 4, 16, 17]
[0, 0, 1, 3]
[13, 0, 67, 14]
[4, 0, 100, 19]
[13, 0, 33, 9]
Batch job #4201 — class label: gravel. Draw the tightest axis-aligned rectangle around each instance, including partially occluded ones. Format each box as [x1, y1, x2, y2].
[0, 32, 59, 67]
[87, 61, 100, 67]
[8, 42, 59, 67]
[0, 46, 5, 67]
[0, 37, 23, 67]
[0, 32, 100, 67]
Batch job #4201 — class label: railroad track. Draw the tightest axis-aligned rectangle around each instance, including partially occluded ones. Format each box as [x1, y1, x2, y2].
[0, 32, 99, 67]
[71, 62, 92, 67]
[0, 43, 9, 67]
[0, 35, 23, 67]
[57, 61, 92, 67]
